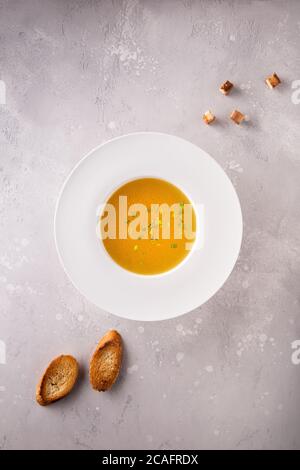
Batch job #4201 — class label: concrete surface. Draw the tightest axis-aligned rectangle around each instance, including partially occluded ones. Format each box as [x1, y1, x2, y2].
[0, 0, 300, 450]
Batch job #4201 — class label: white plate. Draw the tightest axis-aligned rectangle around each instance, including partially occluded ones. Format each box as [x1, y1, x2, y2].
[54, 133, 242, 321]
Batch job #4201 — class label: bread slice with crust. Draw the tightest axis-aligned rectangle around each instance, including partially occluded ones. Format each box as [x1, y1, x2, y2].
[89, 330, 123, 391]
[36, 355, 79, 406]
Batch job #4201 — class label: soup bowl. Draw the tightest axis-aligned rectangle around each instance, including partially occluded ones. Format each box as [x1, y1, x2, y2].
[54, 132, 243, 321]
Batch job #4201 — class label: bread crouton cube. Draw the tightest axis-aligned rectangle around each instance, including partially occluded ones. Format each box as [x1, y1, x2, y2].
[202, 110, 216, 125]
[230, 109, 245, 125]
[265, 73, 281, 89]
[220, 80, 234, 95]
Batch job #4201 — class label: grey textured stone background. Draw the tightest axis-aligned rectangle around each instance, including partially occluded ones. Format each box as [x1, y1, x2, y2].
[0, 0, 300, 450]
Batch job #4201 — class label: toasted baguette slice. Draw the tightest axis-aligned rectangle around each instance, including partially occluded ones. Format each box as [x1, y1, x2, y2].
[36, 355, 79, 406]
[89, 330, 122, 391]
